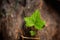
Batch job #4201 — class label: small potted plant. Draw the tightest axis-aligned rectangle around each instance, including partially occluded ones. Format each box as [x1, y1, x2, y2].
[21, 9, 46, 40]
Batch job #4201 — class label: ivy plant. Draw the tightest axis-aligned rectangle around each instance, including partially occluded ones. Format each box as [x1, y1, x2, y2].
[24, 9, 46, 36]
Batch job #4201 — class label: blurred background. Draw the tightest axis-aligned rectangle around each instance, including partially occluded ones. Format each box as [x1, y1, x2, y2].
[0, 0, 60, 40]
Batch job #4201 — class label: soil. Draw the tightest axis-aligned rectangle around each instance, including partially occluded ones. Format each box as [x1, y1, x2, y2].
[20, 1, 58, 40]
[0, 0, 60, 40]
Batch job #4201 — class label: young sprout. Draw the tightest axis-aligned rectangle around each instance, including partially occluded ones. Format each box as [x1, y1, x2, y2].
[30, 30, 36, 36]
[24, 9, 46, 36]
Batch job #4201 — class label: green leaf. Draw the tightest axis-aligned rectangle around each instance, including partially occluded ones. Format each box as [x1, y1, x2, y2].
[30, 30, 36, 36]
[35, 19, 45, 30]
[31, 9, 40, 22]
[24, 9, 46, 29]
[24, 17, 34, 27]
[24, 9, 46, 36]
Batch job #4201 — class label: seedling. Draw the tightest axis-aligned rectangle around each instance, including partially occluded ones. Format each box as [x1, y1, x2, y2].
[24, 9, 46, 36]
[30, 30, 36, 36]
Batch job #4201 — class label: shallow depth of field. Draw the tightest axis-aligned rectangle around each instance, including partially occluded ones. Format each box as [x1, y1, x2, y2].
[0, 0, 60, 40]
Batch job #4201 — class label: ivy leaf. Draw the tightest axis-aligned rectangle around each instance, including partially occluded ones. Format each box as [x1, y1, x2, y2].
[31, 9, 45, 30]
[24, 17, 34, 27]
[31, 9, 40, 22]
[35, 19, 45, 30]
[24, 9, 46, 29]
[30, 30, 36, 36]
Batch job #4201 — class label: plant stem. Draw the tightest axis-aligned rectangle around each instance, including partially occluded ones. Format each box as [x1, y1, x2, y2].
[21, 35, 40, 39]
